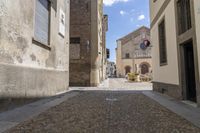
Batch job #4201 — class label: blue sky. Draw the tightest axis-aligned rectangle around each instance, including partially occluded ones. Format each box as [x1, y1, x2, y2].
[103, 0, 150, 62]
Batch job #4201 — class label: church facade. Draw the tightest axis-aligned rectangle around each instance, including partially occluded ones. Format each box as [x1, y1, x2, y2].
[116, 26, 152, 78]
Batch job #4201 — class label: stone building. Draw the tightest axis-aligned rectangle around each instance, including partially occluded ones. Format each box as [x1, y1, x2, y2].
[0, 0, 70, 98]
[106, 61, 116, 78]
[101, 15, 109, 81]
[116, 26, 152, 78]
[69, 0, 108, 86]
[150, 0, 200, 106]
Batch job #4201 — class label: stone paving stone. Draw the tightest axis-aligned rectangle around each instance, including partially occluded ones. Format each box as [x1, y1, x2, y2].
[0, 122, 18, 133]
[5, 91, 200, 133]
[0, 92, 79, 133]
[108, 78, 152, 90]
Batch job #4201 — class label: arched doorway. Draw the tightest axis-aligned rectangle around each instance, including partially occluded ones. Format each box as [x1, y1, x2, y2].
[140, 63, 150, 75]
[125, 66, 131, 74]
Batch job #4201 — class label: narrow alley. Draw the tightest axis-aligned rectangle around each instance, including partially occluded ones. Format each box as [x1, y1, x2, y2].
[1, 0, 200, 132]
[2, 79, 200, 133]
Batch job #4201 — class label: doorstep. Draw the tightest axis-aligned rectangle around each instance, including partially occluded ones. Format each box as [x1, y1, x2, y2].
[182, 100, 198, 108]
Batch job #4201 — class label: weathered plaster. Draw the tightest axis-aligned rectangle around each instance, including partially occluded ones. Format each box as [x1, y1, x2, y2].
[0, 0, 70, 97]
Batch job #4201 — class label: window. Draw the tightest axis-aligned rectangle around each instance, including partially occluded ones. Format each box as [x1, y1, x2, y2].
[70, 37, 81, 44]
[125, 53, 130, 59]
[70, 37, 81, 59]
[107, 49, 110, 58]
[158, 19, 167, 65]
[177, 0, 191, 35]
[141, 64, 149, 74]
[34, 0, 50, 45]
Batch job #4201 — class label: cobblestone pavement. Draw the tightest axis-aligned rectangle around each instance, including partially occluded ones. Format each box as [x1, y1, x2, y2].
[6, 91, 200, 133]
[72, 78, 152, 91]
[108, 78, 152, 90]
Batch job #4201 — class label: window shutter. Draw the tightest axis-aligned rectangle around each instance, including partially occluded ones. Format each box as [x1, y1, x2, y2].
[34, 0, 50, 45]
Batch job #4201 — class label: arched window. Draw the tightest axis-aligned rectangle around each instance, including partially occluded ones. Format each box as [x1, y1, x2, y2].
[140, 62, 150, 75]
[125, 66, 131, 74]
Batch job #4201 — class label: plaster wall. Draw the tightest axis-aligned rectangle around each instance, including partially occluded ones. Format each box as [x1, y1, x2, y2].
[150, 0, 166, 23]
[194, 0, 200, 82]
[0, 0, 70, 97]
[151, 0, 179, 85]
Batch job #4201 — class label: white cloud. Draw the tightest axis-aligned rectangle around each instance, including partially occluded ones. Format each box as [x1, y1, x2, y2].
[120, 10, 126, 16]
[138, 14, 145, 20]
[103, 0, 129, 6]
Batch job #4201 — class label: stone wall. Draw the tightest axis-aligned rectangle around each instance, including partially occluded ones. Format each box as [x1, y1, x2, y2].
[116, 26, 152, 77]
[0, 0, 70, 98]
[153, 82, 182, 100]
[70, 0, 106, 87]
[69, 0, 92, 86]
[116, 41, 122, 77]
[101, 15, 108, 81]
[90, 0, 104, 86]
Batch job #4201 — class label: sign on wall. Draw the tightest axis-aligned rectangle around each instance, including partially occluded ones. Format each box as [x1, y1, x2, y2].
[59, 9, 65, 37]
